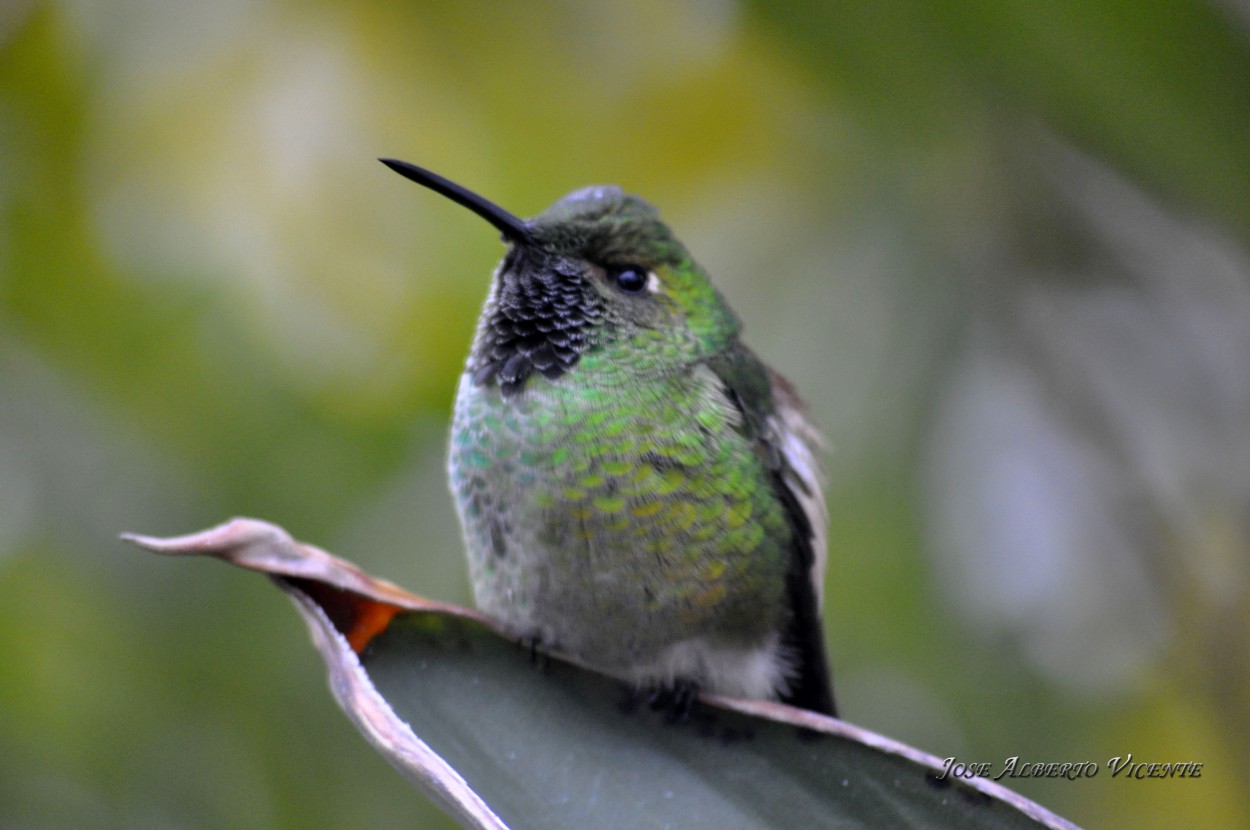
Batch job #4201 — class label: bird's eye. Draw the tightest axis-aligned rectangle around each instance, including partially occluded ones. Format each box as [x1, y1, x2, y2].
[612, 267, 648, 293]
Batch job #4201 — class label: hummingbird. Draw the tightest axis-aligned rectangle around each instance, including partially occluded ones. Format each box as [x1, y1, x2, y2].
[381, 158, 836, 717]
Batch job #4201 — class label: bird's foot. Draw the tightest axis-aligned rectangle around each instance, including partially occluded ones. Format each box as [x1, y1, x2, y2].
[647, 680, 700, 723]
[518, 634, 552, 673]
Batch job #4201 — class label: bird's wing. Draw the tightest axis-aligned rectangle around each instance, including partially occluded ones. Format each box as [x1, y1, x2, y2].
[709, 348, 836, 717]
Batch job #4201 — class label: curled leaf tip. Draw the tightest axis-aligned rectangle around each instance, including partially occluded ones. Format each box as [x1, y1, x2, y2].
[119, 517, 293, 560]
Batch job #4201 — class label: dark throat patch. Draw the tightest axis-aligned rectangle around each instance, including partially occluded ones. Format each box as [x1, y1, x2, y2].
[470, 250, 602, 396]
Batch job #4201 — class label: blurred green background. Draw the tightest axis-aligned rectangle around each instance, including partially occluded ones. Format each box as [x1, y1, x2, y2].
[2, 1, 1248, 827]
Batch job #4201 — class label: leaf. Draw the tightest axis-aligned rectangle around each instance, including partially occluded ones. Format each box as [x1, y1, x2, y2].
[125, 518, 1082, 830]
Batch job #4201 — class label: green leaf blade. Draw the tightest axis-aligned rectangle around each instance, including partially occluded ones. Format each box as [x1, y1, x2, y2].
[128, 519, 1081, 830]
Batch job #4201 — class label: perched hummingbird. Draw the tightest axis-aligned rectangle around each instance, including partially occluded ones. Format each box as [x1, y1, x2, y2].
[381, 158, 836, 717]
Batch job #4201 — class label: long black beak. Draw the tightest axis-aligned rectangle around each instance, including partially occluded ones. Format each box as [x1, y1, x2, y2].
[379, 158, 534, 246]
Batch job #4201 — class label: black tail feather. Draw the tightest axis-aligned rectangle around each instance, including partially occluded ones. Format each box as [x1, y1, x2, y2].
[773, 469, 837, 718]
[780, 567, 837, 717]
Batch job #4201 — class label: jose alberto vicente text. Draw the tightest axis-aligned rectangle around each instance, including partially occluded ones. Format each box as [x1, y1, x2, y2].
[936, 754, 1203, 782]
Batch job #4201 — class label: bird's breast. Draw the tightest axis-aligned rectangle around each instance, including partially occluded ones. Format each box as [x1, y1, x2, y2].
[448, 368, 793, 660]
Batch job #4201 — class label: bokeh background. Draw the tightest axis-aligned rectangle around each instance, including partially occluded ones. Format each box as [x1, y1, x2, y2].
[2, 1, 1248, 827]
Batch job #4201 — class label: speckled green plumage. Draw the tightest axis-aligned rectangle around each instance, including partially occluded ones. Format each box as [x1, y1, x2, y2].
[389, 164, 836, 715]
[451, 352, 791, 655]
